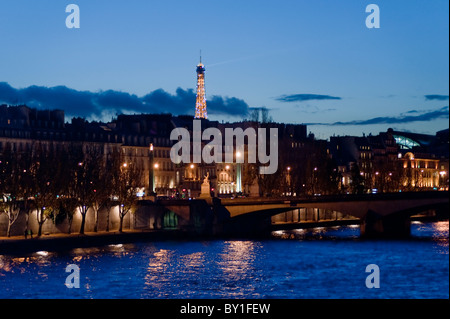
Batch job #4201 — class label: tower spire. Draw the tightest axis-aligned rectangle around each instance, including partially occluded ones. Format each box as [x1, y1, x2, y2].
[195, 53, 207, 119]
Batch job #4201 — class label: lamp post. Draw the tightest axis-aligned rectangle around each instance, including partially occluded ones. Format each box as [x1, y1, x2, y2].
[439, 171, 447, 190]
[286, 166, 291, 196]
[148, 143, 156, 198]
[313, 167, 318, 195]
[236, 151, 242, 194]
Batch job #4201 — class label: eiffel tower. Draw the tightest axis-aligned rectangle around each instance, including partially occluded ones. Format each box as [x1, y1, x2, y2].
[194, 53, 207, 119]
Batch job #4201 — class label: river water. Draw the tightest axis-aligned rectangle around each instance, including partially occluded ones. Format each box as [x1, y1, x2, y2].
[0, 221, 448, 299]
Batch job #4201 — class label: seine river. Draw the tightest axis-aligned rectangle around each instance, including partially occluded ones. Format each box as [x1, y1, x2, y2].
[0, 221, 448, 299]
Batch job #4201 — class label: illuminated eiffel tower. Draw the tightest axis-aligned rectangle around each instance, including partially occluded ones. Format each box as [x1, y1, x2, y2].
[194, 53, 207, 119]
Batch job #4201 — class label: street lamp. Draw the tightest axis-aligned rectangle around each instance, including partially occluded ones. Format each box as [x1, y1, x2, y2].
[153, 162, 159, 193]
[236, 151, 242, 193]
[286, 167, 291, 196]
[312, 167, 319, 195]
[439, 171, 447, 190]
[149, 143, 155, 197]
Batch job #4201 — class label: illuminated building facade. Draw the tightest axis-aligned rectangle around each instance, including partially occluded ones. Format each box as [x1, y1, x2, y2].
[398, 152, 440, 189]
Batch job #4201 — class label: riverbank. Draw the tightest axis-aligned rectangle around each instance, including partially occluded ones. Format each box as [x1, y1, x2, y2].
[2, 215, 447, 255]
[0, 229, 187, 255]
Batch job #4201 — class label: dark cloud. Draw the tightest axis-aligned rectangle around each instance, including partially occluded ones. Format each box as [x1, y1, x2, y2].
[0, 83, 99, 117]
[425, 94, 449, 101]
[208, 95, 249, 116]
[0, 82, 249, 120]
[307, 106, 449, 126]
[275, 94, 342, 102]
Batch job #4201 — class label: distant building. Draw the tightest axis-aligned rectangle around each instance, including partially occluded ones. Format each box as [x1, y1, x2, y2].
[329, 136, 373, 191]
[1, 104, 448, 197]
[329, 128, 449, 193]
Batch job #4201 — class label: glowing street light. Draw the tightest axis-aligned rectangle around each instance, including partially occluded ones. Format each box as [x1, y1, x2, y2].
[149, 143, 155, 196]
[236, 151, 242, 193]
[286, 166, 291, 196]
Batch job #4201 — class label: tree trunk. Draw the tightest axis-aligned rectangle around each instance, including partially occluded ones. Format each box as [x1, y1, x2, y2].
[25, 211, 30, 236]
[6, 206, 20, 237]
[6, 221, 11, 238]
[38, 221, 44, 237]
[93, 204, 99, 232]
[118, 205, 124, 233]
[106, 207, 110, 232]
[37, 208, 45, 237]
[79, 209, 87, 235]
[94, 209, 98, 232]
[119, 215, 124, 233]
[68, 217, 73, 234]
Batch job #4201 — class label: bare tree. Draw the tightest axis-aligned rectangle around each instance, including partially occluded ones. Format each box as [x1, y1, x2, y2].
[0, 143, 22, 236]
[73, 144, 104, 235]
[91, 146, 115, 232]
[27, 142, 59, 237]
[58, 197, 78, 234]
[102, 146, 122, 232]
[55, 143, 79, 233]
[115, 152, 143, 232]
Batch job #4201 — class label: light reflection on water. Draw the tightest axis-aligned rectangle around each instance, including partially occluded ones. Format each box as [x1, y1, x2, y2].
[271, 224, 361, 240]
[0, 222, 448, 299]
[216, 241, 261, 298]
[411, 220, 449, 254]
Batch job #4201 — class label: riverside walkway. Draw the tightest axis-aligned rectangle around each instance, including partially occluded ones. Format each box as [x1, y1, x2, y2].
[0, 229, 183, 255]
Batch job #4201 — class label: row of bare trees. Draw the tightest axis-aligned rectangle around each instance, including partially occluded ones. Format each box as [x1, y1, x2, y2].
[0, 141, 143, 237]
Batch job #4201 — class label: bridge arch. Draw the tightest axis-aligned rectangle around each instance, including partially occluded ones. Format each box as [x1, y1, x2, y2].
[222, 192, 449, 237]
[163, 210, 178, 229]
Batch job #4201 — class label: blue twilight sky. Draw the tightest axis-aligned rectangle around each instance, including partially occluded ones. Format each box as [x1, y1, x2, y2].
[0, 0, 448, 139]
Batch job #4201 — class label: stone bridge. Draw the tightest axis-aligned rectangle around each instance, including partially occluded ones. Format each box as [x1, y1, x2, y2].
[158, 191, 449, 238]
